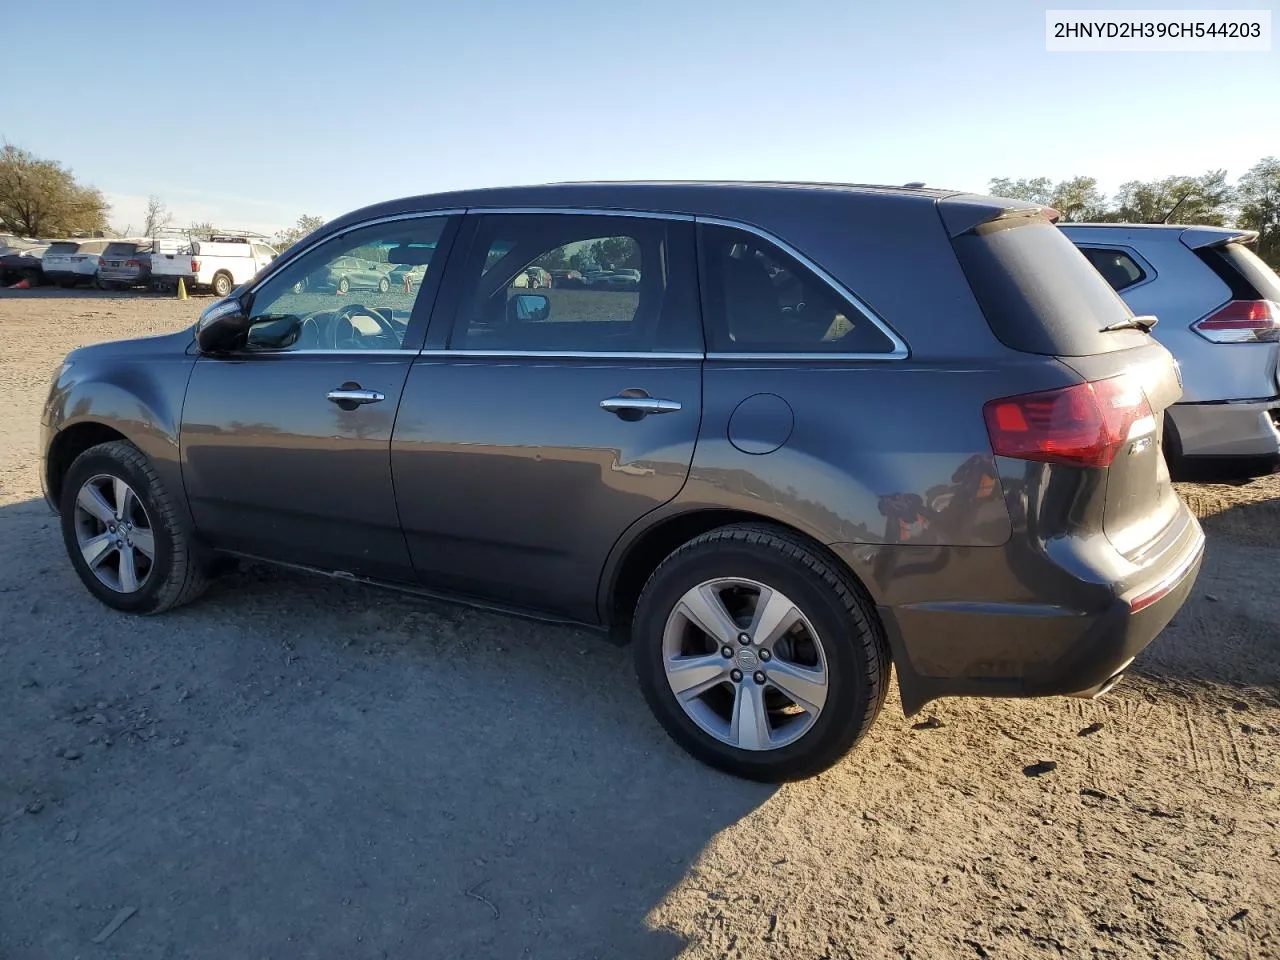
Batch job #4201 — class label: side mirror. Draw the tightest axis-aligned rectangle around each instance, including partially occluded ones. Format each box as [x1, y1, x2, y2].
[195, 298, 251, 352]
[245, 315, 302, 350]
[508, 293, 550, 323]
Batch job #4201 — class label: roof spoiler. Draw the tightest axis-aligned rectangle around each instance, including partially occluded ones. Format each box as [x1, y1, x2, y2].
[937, 194, 1058, 238]
[1179, 226, 1259, 250]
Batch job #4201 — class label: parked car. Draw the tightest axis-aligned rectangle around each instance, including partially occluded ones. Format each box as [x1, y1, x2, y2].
[597, 270, 640, 291]
[96, 240, 154, 290]
[548, 268, 585, 288]
[151, 235, 278, 297]
[293, 255, 393, 294]
[0, 245, 48, 286]
[0, 234, 42, 258]
[388, 262, 428, 291]
[41, 182, 1203, 782]
[1063, 224, 1280, 476]
[42, 239, 111, 287]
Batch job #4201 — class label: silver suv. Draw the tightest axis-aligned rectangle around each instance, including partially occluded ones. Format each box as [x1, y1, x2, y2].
[1062, 224, 1280, 476]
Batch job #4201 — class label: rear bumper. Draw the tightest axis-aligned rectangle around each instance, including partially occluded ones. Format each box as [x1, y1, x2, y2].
[1169, 397, 1280, 458]
[98, 270, 147, 284]
[43, 269, 92, 283]
[848, 508, 1205, 715]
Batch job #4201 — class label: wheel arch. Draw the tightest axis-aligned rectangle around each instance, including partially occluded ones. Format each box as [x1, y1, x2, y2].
[599, 506, 884, 644]
[46, 421, 131, 509]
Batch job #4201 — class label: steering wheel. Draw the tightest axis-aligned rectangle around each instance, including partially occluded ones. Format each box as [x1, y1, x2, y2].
[328, 302, 399, 350]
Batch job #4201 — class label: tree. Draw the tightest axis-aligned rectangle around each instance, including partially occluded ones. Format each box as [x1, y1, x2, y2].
[143, 195, 171, 236]
[273, 214, 325, 251]
[534, 247, 569, 271]
[1112, 171, 1233, 225]
[587, 236, 640, 270]
[1049, 176, 1109, 222]
[0, 143, 108, 237]
[1237, 157, 1280, 268]
[988, 176, 1055, 206]
[188, 220, 215, 238]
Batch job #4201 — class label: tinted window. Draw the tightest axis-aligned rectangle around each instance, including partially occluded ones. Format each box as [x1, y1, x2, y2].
[698, 224, 897, 354]
[47, 242, 80, 254]
[953, 217, 1144, 356]
[1078, 247, 1148, 291]
[1202, 242, 1280, 302]
[450, 213, 700, 353]
[244, 216, 451, 352]
[104, 242, 141, 258]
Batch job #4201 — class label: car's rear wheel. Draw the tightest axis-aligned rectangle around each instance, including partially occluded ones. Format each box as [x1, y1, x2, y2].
[292, 279, 306, 294]
[378, 276, 390, 294]
[60, 440, 208, 614]
[632, 524, 889, 782]
[211, 272, 233, 298]
[337, 277, 350, 295]
[22, 268, 40, 286]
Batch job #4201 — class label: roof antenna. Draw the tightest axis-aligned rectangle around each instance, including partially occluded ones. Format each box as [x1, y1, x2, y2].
[1158, 188, 1193, 224]
[902, 181, 926, 188]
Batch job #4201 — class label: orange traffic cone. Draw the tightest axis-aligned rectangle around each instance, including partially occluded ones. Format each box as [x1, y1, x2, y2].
[8, 278, 30, 290]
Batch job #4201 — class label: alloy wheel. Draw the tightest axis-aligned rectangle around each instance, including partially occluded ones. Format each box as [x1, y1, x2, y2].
[662, 578, 829, 751]
[72, 474, 156, 593]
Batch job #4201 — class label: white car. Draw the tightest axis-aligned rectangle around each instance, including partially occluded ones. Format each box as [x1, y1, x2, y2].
[42, 239, 111, 287]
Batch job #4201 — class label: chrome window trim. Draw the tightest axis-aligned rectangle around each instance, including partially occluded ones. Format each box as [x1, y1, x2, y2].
[1071, 241, 1159, 295]
[418, 349, 702, 361]
[695, 215, 909, 360]
[245, 209, 465, 296]
[469, 207, 694, 221]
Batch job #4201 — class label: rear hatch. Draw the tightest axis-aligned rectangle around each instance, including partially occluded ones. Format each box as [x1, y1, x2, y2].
[948, 208, 1184, 559]
[101, 241, 148, 278]
[42, 241, 82, 272]
[1184, 232, 1280, 395]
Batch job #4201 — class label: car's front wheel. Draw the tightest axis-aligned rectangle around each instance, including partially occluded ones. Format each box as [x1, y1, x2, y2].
[632, 524, 889, 782]
[378, 276, 390, 294]
[60, 440, 208, 614]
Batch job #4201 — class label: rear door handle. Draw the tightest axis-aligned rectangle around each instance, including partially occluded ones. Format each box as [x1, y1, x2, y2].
[600, 396, 682, 416]
[327, 388, 385, 405]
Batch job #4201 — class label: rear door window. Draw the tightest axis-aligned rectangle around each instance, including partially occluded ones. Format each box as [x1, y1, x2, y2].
[953, 217, 1146, 356]
[697, 223, 899, 355]
[1078, 247, 1148, 292]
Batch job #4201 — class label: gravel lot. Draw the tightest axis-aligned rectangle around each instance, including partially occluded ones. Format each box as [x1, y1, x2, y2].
[1, 289, 1278, 959]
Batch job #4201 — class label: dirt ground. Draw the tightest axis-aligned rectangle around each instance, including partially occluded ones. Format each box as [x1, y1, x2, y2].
[1, 288, 1277, 960]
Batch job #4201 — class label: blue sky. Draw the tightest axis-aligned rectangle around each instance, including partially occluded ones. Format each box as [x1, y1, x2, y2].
[4, 0, 1277, 235]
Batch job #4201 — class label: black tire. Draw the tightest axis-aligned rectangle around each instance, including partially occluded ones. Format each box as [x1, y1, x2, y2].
[378, 276, 390, 294]
[336, 277, 350, 295]
[21, 268, 40, 286]
[59, 279, 77, 289]
[292, 279, 306, 294]
[632, 523, 890, 782]
[59, 440, 208, 614]
[211, 272, 233, 298]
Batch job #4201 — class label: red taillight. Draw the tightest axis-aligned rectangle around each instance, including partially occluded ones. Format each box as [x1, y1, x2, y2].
[190, 258, 201, 273]
[98, 257, 105, 267]
[983, 376, 1154, 468]
[1192, 300, 1279, 343]
[126, 259, 140, 267]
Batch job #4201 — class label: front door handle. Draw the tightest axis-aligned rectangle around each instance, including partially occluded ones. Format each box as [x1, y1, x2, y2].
[327, 388, 385, 405]
[600, 396, 682, 416]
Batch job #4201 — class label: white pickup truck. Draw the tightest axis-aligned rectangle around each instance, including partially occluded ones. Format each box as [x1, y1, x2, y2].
[150, 235, 279, 297]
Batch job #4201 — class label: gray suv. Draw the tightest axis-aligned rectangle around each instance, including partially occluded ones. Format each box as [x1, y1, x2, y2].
[1063, 224, 1280, 476]
[41, 182, 1204, 781]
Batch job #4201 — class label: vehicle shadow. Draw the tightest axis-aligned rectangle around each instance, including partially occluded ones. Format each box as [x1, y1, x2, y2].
[0, 497, 772, 959]
[1131, 490, 1280, 698]
[0, 288, 216, 301]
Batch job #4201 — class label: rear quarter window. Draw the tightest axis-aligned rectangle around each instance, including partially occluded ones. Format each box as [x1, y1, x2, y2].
[952, 217, 1148, 356]
[1078, 247, 1148, 292]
